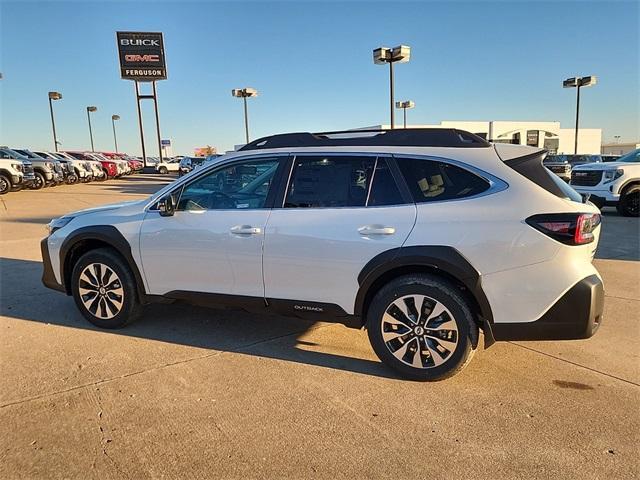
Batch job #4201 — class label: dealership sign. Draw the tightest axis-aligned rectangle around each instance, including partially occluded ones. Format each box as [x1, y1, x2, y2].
[116, 32, 167, 81]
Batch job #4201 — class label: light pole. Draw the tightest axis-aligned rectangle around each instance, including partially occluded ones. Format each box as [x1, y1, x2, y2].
[48, 91, 62, 151]
[111, 115, 120, 153]
[395, 100, 415, 128]
[373, 45, 411, 129]
[614, 135, 621, 143]
[563, 75, 597, 154]
[86, 106, 97, 152]
[232, 87, 258, 144]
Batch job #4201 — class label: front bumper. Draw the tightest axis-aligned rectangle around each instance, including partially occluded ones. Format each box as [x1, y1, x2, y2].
[571, 186, 620, 205]
[489, 275, 604, 341]
[41, 237, 65, 293]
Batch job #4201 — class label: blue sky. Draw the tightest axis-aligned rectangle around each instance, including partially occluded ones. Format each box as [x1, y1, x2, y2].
[1, 0, 638, 155]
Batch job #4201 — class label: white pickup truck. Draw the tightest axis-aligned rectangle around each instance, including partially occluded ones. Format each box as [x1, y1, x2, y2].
[570, 148, 639, 216]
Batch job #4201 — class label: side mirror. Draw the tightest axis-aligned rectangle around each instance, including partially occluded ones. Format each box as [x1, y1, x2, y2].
[158, 193, 176, 217]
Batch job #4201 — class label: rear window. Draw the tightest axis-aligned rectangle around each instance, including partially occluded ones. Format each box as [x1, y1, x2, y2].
[504, 151, 583, 203]
[397, 158, 490, 203]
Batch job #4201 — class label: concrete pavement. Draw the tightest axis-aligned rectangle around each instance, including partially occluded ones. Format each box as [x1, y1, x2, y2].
[1, 176, 638, 479]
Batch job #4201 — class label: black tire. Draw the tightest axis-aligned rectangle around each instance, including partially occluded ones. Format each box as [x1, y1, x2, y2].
[71, 248, 142, 329]
[367, 274, 478, 381]
[159, 166, 168, 174]
[30, 171, 45, 190]
[590, 196, 605, 210]
[618, 185, 640, 217]
[0, 174, 11, 195]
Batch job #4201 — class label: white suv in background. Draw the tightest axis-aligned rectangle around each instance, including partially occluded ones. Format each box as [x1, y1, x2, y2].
[41, 129, 604, 380]
[155, 157, 181, 174]
[570, 148, 640, 217]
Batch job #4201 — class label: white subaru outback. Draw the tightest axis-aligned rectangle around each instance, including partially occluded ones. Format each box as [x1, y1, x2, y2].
[42, 129, 604, 380]
[570, 148, 640, 217]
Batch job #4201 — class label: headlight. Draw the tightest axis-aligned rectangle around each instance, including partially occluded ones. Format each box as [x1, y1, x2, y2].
[603, 169, 624, 183]
[47, 216, 74, 235]
[45, 162, 54, 169]
[11, 163, 23, 172]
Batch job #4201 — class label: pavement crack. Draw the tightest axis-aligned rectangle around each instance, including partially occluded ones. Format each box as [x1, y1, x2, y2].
[509, 342, 640, 387]
[91, 391, 131, 479]
[604, 294, 640, 302]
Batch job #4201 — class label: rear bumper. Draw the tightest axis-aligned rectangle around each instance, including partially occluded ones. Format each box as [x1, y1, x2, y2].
[490, 275, 604, 341]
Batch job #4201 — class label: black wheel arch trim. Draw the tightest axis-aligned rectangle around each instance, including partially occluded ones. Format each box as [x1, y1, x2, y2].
[58, 225, 148, 301]
[355, 245, 494, 325]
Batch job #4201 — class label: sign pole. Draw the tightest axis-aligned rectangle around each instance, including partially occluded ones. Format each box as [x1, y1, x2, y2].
[134, 81, 148, 168]
[152, 81, 163, 163]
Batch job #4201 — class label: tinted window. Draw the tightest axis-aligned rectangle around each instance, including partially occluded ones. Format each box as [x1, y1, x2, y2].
[284, 156, 375, 208]
[397, 158, 490, 203]
[368, 158, 404, 206]
[178, 158, 279, 211]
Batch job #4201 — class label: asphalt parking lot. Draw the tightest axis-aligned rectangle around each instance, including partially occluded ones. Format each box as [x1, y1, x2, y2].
[1, 175, 638, 479]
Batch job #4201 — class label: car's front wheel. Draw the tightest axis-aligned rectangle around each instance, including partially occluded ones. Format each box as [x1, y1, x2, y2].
[367, 274, 478, 381]
[71, 248, 142, 328]
[158, 166, 168, 174]
[30, 172, 45, 190]
[617, 185, 640, 217]
[0, 174, 11, 195]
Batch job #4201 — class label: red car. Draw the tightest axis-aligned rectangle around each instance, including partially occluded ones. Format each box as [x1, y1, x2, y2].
[102, 152, 143, 174]
[63, 151, 118, 179]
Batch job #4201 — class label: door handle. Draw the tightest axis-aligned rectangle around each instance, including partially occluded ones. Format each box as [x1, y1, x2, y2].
[230, 225, 262, 235]
[358, 225, 396, 236]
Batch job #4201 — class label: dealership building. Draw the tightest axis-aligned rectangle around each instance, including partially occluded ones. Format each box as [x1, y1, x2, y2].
[365, 120, 602, 154]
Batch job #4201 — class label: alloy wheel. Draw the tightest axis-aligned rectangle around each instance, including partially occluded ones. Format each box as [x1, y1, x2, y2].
[381, 295, 459, 369]
[0, 177, 9, 194]
[78, 263, 124, 319]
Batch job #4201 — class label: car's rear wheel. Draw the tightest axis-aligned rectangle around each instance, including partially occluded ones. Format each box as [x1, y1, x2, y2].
[71, 248, 142, 328]
[367, 274, 478, 381]
[159, 166, 168, 174]
[617, 185, 640, 217]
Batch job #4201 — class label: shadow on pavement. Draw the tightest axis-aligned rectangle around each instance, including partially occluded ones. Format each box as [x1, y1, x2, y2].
[595, 209, 639, 261]
[0, 257, 395, 379]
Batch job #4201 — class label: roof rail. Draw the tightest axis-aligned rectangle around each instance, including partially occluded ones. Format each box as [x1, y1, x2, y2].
[239, 128, 490, 151]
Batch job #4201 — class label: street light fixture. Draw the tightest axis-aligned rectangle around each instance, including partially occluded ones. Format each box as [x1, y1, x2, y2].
[232, 87, 258, 144]
[395, 100, 415, 128]
[563, 75, 597, 154]
[373, 45, 411, 129]
[86, 106, 97, 152]
[48, 91, 62, 152]
[111, 115, 121, 153]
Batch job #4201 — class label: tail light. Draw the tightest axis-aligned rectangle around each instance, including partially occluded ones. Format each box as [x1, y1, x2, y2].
[526, 213, 601, 245]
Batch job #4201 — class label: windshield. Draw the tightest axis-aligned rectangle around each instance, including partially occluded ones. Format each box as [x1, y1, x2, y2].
[14, 149, 43, 159]
[1, 148, 29, 161]
[617, 149, 639, 163]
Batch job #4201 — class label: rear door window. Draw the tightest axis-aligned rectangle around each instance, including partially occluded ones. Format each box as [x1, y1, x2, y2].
[284, 155, 375, 208]
[396, 157, 490, 203]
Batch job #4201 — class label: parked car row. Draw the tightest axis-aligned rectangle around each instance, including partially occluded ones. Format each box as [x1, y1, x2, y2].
[541, 150, 639, 216]
[0, 147, 143, 195]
